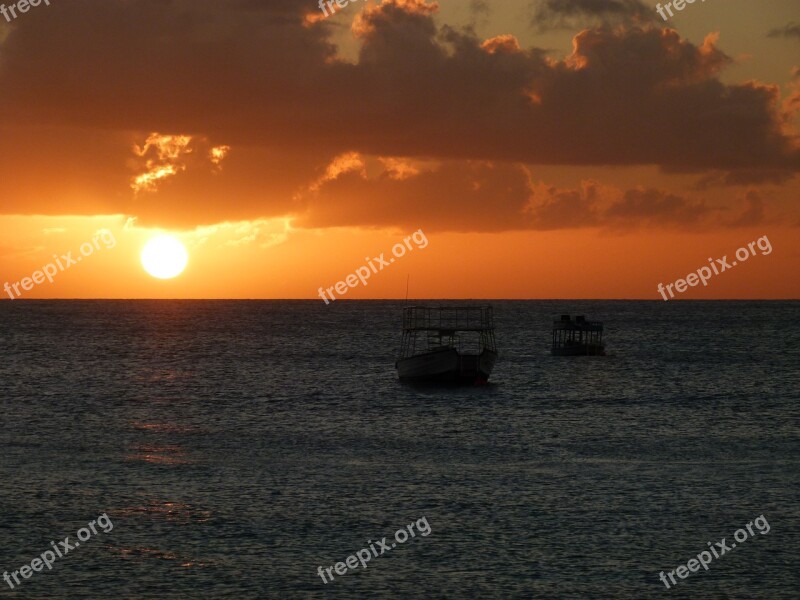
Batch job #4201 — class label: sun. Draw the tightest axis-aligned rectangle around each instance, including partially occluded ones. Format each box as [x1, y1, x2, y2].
[141, 234, 189, 279]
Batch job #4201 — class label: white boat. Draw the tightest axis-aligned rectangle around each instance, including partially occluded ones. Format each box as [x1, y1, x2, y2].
[395, 306, 498, 384]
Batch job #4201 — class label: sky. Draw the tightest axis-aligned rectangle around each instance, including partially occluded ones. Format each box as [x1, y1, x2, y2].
[0, 0, 798, 299]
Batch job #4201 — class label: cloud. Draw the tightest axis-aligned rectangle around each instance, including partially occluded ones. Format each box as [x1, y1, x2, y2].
[471, 0, 490, 16]
[694, 168, 797, 189]
[696, 68, 800, 185]
[130, 133, 231, 194]
[131, 134, 193, 194]
[0, 1, 794, 171]
[529, 0, 654, 31]
[296, 156, 535, 232]
[604, 187, 715, 227]
[210, 145, 231, 168]
[726, 190, 766, 228]
[481, 34, 523, 54]
[217, 219, 290, 249]
[0, 0, 796, 231]
[528, 182, 723, 231]
[784, 67, 800, 118]
[527, 181, 601, 229]
[378, 156, 425, 180]
[309, 152, 367, 192]
[768, 23, 800, 40]
[468, 0, 491, 27]
[296, 155, 773, 232]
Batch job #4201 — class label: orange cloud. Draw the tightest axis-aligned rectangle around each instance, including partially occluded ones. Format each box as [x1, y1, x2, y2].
[130, 133, 231, 194]
[481, 34, 522, 55]
[131, 134, 193, 194]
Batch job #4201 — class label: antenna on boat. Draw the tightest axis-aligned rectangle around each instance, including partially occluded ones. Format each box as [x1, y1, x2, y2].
[404, 274, 410, 305]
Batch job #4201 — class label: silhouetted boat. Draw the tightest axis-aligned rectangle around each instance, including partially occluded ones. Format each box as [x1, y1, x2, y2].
[396, 306, 498, 384]
[552, 315, 605, 356]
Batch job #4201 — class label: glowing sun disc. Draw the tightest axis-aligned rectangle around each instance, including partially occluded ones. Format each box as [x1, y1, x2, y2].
[141, 235, 188, 279]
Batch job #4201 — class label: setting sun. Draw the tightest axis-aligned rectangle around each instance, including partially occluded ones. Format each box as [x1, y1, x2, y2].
[141, 234, 188, 279]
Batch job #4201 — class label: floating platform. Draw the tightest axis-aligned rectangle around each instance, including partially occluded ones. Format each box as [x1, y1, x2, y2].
[552, 315, 605, 356]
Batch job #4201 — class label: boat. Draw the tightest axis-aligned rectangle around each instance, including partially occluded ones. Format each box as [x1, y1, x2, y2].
[396, 306, 498, 384]
[551, 315, 605, 356]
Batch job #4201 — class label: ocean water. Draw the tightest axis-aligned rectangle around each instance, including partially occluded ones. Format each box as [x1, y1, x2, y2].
[0, 300, 798, 599]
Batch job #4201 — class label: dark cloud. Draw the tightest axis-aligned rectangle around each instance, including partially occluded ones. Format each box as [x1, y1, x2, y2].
[604, 187, 714, 226]
[527, 182, 601, 229]
[296, 160, 535, 233]
[0, 0, 796, 230]
[768, 23, 800, 40]
[693, 169, 798, 189]
[528, 184, 720, 231]
[468, 0, 490, 27]
[530, 0, 653, 31]
[726, 190, 766, 228]
[297, 160, 773, 233]
[1, 1, 794, 169]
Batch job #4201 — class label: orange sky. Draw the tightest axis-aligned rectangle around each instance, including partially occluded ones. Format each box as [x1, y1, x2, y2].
[1, 0, 798, 299]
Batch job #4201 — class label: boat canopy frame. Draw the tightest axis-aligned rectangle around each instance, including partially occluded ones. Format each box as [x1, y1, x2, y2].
[399, 306, 497, 359]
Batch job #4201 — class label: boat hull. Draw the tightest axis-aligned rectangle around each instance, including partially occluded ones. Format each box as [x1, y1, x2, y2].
[396, 348, 497, 384]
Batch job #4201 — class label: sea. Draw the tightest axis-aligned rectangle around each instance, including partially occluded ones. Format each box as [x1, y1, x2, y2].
[0, 300, 798, 599]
